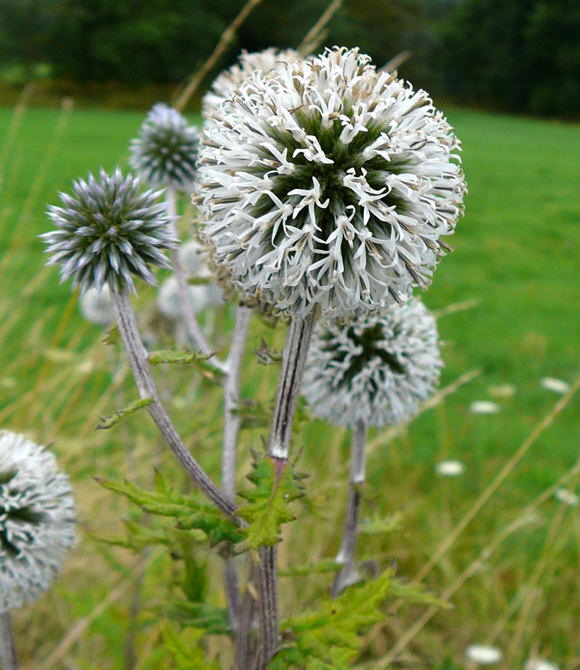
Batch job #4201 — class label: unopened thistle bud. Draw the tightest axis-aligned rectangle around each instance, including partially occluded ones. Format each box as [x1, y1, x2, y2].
[0, 431, 76, 613]
[43, 168, 176, 293]
[130, 103, 200, 192]
[302, 299, 442, 427]
[196, 47, 466, 319]
[157, 276, 208, 321]
[79, 284, 114, 326]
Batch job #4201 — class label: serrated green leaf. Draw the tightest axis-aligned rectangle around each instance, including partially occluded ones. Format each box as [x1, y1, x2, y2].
[388, 578, 451, 609]
[96, 397, 153, 430]
[269, 569, 392, 669]
[92, 519, 170, 551]
[102, 325, 120, 345]
[96, 476, 242, 547]
[237, 456, 306, 550]
[280, 559, 340, 577]
[162, 625, 220, 670]
[163, 600, 230, 635]
[149, 349, 209, 365]
[359, 513, 403, 536]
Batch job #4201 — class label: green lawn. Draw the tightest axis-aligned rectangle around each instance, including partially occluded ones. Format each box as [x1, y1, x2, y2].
[0, 104, 578, 668]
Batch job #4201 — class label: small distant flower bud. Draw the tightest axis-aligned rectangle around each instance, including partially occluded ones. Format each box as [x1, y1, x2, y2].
[43, 168, 176, 294]
[0, 431, 76, 613]
[130, 103, 200, 192]
[540, 377, 570, 394]
[436, 460, 466, 477]
[465, 645, 503, 665]
[79, 284, 114, 326]
[469, 401, 501, 415]
[157, 276, 208, 321]
[303, 299, 442, 427]
[196, 47, 466, 319]
[178, 239, 204, 278]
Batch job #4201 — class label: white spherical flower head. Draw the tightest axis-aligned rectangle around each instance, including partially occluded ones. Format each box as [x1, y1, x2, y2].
[0, 431, 76, 613]
[130, 103, 200, 192]
[302, 299, 442, 427]
[178, 239, 204, 278]
[43, 168, 176, 294]
[466, 645, 503, 665]
[157, 276, 208, 321]
[79, 284, 115, 326]
[196, 46, 466, 319]
[202, 48, 303, 116]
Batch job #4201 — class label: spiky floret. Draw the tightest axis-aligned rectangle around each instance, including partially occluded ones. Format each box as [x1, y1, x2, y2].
[196, 46, 466, 319]
[0, 431, 76, 613]
[202, 48, 303, 117]
[130, 103, 200, 192]
[43, 168, 176, 293]
[302, 299, 442, 427]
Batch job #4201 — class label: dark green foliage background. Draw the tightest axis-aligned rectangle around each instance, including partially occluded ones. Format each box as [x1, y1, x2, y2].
[0, 0, 578, 117]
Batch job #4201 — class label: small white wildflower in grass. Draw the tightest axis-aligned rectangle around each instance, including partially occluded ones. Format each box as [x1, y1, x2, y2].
[436, 460, 466, 477]
[157, 276, 209, 321]
[79, 284, 115, 326]
[554, 487, 578, 507]
[470, 400, 501, 415]
[488, 384, 516, 398]
[130, 103, 200, 192]
[0, 431, 76, 613]
[196, 46, 466, 319]
[303, 299, 441, 427]
[466, 644, 503, 664]
[43, 168, 176, 293]
[525, 659, 559, 670]
[540, 377, 570, 394]
[202, 48, 303, 116]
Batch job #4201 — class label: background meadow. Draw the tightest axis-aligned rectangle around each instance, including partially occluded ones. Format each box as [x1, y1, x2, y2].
[0, 1, 579, 667]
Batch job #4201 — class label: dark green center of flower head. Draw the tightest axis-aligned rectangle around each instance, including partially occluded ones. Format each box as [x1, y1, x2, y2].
[0, 470, 47, 556]
[251, 109, 411, 245]
[323, 322, 406, 389]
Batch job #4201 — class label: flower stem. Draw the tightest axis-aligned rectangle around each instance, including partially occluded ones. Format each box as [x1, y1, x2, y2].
[223, 305, 252, 499]
[166, 186, 226, 374]
[0, 612, 18, 670]
[331, 420, 367, 597]
[112, 289, 237, 520]
[222, 305, 252, 631]
[255, 313, 317, 669]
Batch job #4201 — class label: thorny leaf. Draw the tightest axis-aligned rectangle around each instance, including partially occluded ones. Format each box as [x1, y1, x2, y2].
[96, 397, 153, 430]
[253, 337, 282, 365]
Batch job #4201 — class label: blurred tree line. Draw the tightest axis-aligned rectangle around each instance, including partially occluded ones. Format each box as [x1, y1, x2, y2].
[0, 0, 577, 117]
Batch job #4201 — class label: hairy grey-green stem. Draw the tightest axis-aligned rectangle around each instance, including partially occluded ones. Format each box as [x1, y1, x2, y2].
[222, 305, 252, 633]
[112, 289, 237, 519]
[166, 186, 226, 374]
[0, 612, 18, 670]
[331, 420, 367, 597]
[235, 571, 258, 670]
[223, 305, 252, 498]
[254, 313, 317, 669]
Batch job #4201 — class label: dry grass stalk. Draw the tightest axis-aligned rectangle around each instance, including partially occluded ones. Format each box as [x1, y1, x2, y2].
[173, 0, 265, 111]
[298, 0, 344, 56]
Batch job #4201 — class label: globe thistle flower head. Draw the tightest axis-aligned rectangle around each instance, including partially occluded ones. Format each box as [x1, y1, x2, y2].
[196, 46, 466, 320]
[202, 48, 303, 117]
[0, 431, 76, 613]
[130, 103, 200, 191]
[303, 299, 442, 428]
[79, 284, 114, 326]
[43, 168, 176, 294]
[178, 239, 204, 278]
[157, 276, 209, 321]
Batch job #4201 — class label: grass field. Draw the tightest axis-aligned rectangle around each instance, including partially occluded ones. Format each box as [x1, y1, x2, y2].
[0, 102, 578, 669]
